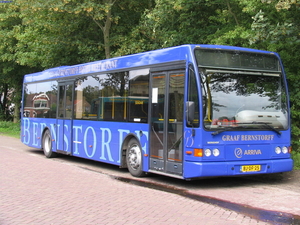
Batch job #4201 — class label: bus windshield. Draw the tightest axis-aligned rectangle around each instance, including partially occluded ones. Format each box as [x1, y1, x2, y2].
[194, 49, 289, 131]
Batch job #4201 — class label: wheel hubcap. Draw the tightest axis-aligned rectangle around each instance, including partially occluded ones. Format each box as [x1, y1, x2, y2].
[128, 145, 141, 170]
[44, 135, 51, 153]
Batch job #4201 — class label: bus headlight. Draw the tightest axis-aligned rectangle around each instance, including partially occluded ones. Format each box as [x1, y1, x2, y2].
[275, 147, 281, 154]
[204, 149, 212, 157]
[282, 146, 288, 154]
[213, 148, 220, 157]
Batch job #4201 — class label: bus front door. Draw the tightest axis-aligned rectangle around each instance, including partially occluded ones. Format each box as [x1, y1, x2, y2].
[150, 71, 184, 176]
[56, 82, 74, 154]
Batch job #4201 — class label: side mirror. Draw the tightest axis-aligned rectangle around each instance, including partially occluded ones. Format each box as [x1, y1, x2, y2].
[186, 101, 195, 125]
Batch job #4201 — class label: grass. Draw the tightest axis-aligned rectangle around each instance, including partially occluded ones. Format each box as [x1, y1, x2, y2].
[0, 121, 20, 139]
[292, 151, 300, 170]
[0, 121, 299, 169]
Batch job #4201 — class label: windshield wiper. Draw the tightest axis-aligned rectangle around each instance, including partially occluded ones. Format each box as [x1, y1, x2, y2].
[211, 127, 233, 136]
[236, 121, 282, 135]
[211, 126, 247, 136]
[211, 121, 282, 136]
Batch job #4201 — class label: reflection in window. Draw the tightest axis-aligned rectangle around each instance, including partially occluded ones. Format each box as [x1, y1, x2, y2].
[169, 73, 184, 122]
[128, 69, 149, 122]
[23, 81, 58, 118]
[201, 70, 288, 130]
[168, 72, 185, 162]
[74, 69, 149, 122]
[187, 65, 199, 127]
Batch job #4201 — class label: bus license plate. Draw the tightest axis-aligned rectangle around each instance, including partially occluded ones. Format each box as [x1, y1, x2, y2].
[241, 165, 261, 172]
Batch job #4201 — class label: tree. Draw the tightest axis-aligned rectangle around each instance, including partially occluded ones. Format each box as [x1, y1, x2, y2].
[13, 0, 153, 68]
[249, 0, 300, 151]
[1, 0, 153, 121]
[13, 0, 102, 68]
[114, 0, 253, 56]
[0, 1, 38, 122]
[55, 0, 118, 59]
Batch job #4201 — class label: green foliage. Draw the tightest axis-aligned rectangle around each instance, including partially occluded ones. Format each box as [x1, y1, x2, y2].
[13, 0, 103, 67]
[0, 0, 152, 121]
[115, 0, 221, 55]
[292, 151, 300, 170]
[10, 0, 153, 66]
[248, 0, 300, 153]
[0, 121, 20, 138]
[0, 1, 38, 121]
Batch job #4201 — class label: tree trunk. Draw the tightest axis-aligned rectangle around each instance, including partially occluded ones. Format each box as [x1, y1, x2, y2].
[1, 83, 9, 120]
[103, 29, 111, 59]
[226, 0, 239, 26]
[92, 0, 115, 59]
[103, 1, 113, 59]
[12, 84, 22, 123]
[13, 101, 20, 123]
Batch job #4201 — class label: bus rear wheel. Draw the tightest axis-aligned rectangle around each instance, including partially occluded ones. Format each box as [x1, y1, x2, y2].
[42, 129, 57, 158]
[126, 139, 145, 177]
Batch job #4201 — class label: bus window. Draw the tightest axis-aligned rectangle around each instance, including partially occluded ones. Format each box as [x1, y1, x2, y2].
[74, 69, 149, 122]
[74, 76, 102, 120]
[187, 65, 199, 127]
[74, 72, 129, 121]
[23, 81, 57, 118]
[99, 72, 128, 121]
[128, 69, 149, 123]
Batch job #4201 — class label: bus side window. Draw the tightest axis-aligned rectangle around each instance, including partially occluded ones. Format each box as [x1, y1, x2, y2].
[187, 65, 199, 127]
[23, 82, 57, 118]
[128, 69, 149, 123]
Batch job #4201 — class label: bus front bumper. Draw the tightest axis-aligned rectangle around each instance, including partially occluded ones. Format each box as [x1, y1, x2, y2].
[183, 158, 293, 179]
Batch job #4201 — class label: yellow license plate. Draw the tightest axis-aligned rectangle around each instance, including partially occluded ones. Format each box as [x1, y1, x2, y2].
[241, 165, 261, 172]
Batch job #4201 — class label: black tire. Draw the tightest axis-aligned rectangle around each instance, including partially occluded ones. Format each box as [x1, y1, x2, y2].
[126, 139, 146, 177]
[42, 129, 57, 158]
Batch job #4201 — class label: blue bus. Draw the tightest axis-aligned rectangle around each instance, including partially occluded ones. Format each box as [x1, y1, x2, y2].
[21, 44, 293, 179]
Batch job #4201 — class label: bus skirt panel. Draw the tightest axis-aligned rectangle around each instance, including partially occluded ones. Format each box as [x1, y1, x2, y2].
[183, 158, 293, 179]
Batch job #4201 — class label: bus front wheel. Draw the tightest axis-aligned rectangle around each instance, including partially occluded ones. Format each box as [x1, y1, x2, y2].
[126, 139, 145, 177]
[42, 129, 57, 158]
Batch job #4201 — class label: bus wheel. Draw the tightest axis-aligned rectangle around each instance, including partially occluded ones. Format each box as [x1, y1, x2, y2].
[126, 139, 145, 177]
[42, 129, 57, 158]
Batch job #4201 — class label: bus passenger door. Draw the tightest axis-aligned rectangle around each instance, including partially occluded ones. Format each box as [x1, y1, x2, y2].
[57, 82, 74, 154]
[150, 71, 184, 176]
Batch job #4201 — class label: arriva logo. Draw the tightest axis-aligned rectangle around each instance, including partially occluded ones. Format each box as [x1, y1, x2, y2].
[234, 148, 243, 158]
[234, 148, 262, 158]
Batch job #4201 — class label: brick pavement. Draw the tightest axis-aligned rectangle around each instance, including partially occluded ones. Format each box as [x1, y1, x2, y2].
[0, 136, 268, 225]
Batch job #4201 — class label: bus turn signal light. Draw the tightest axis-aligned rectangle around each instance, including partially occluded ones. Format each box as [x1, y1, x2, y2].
[194, 149, 203, 157]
